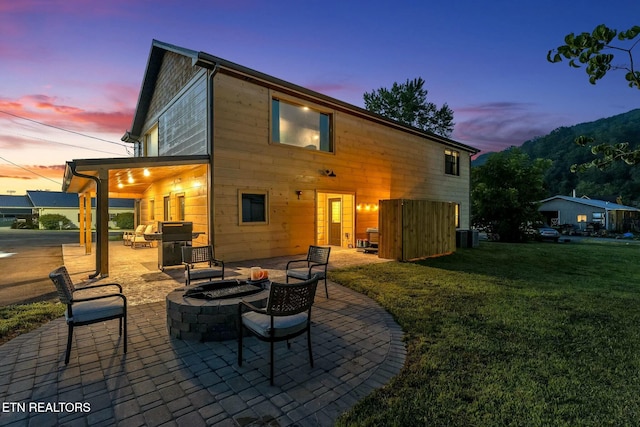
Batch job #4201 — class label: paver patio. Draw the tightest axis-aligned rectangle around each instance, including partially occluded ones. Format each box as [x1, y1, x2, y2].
[0, 242, 405, 426]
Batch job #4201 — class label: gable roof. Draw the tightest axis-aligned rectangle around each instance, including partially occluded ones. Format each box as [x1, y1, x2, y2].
[0, 195, 32, 208]
[123, 39, 480, 155]
[540, 195, 640, 212]
[27, 191, 79, 208]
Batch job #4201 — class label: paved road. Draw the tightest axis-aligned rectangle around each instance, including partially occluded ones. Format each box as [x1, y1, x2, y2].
[0, 229, 79, 306]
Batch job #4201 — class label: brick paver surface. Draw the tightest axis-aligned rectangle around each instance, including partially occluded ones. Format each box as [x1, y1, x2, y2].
[0, 243, 405, 426]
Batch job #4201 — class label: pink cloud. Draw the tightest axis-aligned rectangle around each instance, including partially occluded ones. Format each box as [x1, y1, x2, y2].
[0, 163, 64, 180]
[0, 94, 134, 134]
[0, 134, 49, 150]
[452, 102, 565, 153]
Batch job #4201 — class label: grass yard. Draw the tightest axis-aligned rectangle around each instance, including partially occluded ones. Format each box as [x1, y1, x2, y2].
[0, 302, 65, 346]
[332, 240, 640, 426]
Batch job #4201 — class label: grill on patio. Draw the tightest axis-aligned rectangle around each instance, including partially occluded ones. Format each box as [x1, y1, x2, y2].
[158, 221, 192, 270]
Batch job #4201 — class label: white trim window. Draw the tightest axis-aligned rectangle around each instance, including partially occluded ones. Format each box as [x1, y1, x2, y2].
[145, 124, 159, 157]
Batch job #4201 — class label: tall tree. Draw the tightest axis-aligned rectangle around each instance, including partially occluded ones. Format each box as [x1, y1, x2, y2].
[548, 24, 640, 170]
[472, 149, 551, 243]
[363, 77, 454, 137]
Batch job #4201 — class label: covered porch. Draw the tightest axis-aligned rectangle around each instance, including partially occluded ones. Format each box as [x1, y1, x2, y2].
[62, 155, 210, 278]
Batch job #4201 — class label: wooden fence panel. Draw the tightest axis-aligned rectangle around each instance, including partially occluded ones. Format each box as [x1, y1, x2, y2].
[379, 199, 455, 261]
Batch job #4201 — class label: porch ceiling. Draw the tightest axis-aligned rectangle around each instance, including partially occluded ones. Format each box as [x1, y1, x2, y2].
[63, 155, 209, 198]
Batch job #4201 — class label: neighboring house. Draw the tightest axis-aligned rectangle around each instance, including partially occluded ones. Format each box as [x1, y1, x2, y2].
[539, 195, 640, 233]
[62, 39, 479, 274]
[26, 191, 134, 229]
[0, 195, 34, 224]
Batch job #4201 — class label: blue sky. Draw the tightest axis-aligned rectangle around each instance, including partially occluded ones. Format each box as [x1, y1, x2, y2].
[1, 0, 638, 194]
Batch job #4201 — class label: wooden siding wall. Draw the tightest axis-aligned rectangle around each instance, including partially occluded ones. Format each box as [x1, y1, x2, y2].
[160, 74, 208, 156]
[212, 72, 472, 262]
[139, 165, 209, 246]
[145, 52, 202, 131]
[379, 199, 456, 261]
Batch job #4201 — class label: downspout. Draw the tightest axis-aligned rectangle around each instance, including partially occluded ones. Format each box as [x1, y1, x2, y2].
[207, 64, 219, 250]
[69, 164, 102, 279]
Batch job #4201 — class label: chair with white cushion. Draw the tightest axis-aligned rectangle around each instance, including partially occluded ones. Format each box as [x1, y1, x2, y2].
[131, 224, 155, 248]
[49, 266, 127, 365]
[286, 245, 331, 298]
[238, 275, 319, 385]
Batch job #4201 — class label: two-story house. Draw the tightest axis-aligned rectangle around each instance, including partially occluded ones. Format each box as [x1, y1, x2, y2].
[62, 40, 479, 275]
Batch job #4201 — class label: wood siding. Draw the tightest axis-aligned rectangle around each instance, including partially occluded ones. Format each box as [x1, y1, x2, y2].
[139, 165, 209, 246]
[160, 74, 208, 156]
[211, 73, 472, 261]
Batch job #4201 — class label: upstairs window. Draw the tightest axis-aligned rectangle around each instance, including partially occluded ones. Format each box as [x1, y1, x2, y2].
[271, 99, 332, 152]
[445, 149, 460, 176]
[145, 124, 159, 157]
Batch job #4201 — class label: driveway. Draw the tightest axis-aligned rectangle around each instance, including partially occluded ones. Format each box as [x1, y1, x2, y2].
[0, 229, 79, 306]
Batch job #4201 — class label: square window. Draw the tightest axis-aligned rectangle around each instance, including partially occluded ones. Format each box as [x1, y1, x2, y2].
[272, 99, 332, 152]
[239, 191, 268, 224]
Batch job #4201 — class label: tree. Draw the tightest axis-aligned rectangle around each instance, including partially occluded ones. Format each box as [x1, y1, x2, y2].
[472, 149, 552, 242]
[363, 77, 454, 137]
[547, 24, 640, 170]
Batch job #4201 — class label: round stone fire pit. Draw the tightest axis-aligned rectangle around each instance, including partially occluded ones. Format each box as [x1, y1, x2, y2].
[166, 280, 268, 342]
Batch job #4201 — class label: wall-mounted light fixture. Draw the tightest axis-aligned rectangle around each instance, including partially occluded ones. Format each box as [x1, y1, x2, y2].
[356, 203, 379, 212]
[295, 190, 303, 200]
[324, 169, 336, 177]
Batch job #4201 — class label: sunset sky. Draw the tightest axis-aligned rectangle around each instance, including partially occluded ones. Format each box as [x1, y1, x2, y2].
[1, 0, 638, 195]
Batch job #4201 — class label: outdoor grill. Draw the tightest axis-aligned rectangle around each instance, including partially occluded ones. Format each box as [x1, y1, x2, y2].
[158, 221, 193, 270]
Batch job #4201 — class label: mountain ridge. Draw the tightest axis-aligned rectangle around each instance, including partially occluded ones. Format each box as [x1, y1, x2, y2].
[471, 109, 640, 205]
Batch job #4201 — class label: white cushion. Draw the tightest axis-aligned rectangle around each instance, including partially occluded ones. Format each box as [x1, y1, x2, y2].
[242, 311, 308, 338]
[67, 296, 124, 323]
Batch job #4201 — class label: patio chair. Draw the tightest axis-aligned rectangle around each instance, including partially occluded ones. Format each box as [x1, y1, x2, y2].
[49, 266, 127, 365]
[286, 245, 331, 298]
[182, 245, 225, 285]
[123, 224, 145, 246]
[131, 224, 155, 249]
[238, 275, 319, 385]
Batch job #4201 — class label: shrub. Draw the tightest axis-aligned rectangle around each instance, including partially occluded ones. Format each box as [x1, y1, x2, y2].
[38, 214, 74, 230]
[113, 212, 134, 229]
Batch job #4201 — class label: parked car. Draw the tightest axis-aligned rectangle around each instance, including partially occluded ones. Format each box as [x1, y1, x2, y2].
[536, 226, 560, 242]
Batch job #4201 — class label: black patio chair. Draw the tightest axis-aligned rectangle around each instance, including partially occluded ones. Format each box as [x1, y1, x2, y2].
[237, 275, 319, 385]
[182, 245, 225, 285]
[49, 266, 127, 364]
[286, 245, 331, 298]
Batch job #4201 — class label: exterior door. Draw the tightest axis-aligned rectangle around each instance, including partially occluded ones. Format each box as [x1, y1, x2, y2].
[329, 198, 342, 246]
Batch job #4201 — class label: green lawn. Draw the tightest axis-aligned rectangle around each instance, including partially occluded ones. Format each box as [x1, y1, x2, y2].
[0, 302, 65, 345]
[332, 240, 640, 426]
